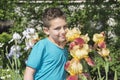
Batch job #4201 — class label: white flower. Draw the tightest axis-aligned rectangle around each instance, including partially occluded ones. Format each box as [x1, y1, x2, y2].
[96, 22, 103, 30]
[107, 18, 117, 27]
[24, 39, 34, 50]
[104, 0, 109, 2]
[7, 45, 21, 58]
[35, 6, 39, 13]
[13, 32, 21, 40]
[1, 76, 5, 79]
[33, 33, 39, 40]
[6, 75, 11, 78]
[78, 4, 85, 10]
[68, 6, 76, 11]
[14, 7, 24, 16]
[26, 28, 35, 34]
[108, 30, 117, 43]
[36, 25, 42, 31]
[90, 20, 96, 28]
[24, 33, 39, 50]
[0, 43, 4, 47]
[22, 28, 39, 50]
[22, 28, 36, 39]
[6, 69, 10, 72]
[9, 32, 21, 43]
[101, 5, 105, 8]
[22, 30, 31, 39]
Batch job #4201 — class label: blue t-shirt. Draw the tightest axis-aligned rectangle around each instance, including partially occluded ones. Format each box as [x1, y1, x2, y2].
[26, 38, 68, 80]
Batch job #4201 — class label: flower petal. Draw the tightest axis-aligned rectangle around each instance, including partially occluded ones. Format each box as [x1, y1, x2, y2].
[84, 57, 95, 66]
[67, 75, 78, 80]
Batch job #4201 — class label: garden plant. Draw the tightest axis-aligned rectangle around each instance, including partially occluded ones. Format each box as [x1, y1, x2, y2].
[0, 0, 120, 80]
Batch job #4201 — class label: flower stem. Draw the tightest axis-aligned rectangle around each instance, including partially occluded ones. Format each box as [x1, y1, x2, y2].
[105, 60, 109, 80]
[97, 66, 102, 80]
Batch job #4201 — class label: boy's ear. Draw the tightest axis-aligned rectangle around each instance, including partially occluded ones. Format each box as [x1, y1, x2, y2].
[43, 27, 49, 35]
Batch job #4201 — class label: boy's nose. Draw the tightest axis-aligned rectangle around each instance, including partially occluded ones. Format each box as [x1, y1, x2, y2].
[61, 28, 66, 34]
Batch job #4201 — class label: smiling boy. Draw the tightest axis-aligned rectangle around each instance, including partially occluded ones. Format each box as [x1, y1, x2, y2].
[24, 7, 68, 80]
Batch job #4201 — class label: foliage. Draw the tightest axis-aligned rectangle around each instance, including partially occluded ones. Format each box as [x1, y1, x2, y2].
[0, 69, 22, 80]
[0, 0, 120, 80]
[0, 0, 18, 21]
[0, 32, 12, 43]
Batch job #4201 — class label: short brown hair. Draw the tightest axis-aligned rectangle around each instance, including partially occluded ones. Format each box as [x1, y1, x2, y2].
[42, 8, 66, 28]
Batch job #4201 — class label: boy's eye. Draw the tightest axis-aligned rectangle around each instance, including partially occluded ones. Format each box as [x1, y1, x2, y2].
[54, 27, 61, 30]
[54, 25, 68, 30]
[64, 25, 68, 29]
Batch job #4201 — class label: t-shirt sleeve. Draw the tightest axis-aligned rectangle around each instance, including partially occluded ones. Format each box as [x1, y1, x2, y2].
[26, 41, 44, 70]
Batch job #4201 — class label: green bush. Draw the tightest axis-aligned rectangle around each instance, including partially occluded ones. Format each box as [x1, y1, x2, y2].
[0, 0, 120, 80]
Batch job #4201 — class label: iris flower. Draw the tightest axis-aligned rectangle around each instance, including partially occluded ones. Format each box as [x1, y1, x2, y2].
[97, 48, 110, 57]
[65, 59, 83, 76]
[66, 27, 81, 42]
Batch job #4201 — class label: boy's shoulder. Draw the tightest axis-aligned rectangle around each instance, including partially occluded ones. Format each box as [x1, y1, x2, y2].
[35, 38, 48, 46]
[38, 38, 48, 42]
[31, 38, 48, 49]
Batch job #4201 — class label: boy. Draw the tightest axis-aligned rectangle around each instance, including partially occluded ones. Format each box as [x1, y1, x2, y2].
[24, 7, 68, 80]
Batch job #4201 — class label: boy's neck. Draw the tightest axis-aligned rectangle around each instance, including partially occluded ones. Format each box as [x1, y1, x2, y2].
[48, 37, 66, 49]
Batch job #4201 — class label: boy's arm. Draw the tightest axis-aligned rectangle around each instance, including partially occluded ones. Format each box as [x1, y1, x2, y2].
[24, 66, 36, 80]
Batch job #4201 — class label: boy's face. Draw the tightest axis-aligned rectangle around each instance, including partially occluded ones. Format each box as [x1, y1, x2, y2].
[44, 17, 68, 46]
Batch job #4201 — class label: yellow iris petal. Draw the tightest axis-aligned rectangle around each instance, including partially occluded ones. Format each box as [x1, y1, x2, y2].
[93, 33, 105, 43]
[66, 27, 81, 42]
[98, 48, 110, 57]
[67, 59, 83, 75]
